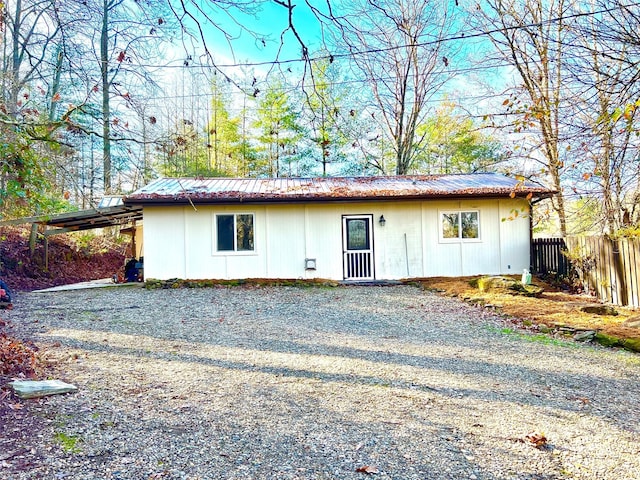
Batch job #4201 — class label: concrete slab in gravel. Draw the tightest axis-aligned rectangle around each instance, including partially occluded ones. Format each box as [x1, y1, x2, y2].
[9, 379, 78, 399]
[32, 278, 144, 293]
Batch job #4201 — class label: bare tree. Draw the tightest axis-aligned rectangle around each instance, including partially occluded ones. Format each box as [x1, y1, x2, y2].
[0, 0, 77, 215]
[471, 0, 572, 236]
[80, 0, 172, 193]
[590, 0, 640, 99]
[564, 1, 640, 233]
[329, 0, 457, 175]
[1, 0, 60, 115]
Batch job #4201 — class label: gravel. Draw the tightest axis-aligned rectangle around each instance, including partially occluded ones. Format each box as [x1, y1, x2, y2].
[2, 284, 640, 480]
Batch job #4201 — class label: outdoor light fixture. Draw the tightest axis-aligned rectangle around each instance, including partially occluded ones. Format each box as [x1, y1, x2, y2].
[379, 215, 386, 226]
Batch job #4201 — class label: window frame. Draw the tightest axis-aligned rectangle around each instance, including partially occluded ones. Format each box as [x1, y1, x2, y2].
[213, 212, 257, 255]
[439, 209, 481, 243]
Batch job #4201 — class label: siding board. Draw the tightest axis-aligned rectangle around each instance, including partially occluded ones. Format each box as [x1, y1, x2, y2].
[142, 199, 531, 281]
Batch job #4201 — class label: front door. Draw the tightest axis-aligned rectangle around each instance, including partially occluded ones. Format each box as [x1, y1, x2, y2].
[342, 215, 374, 280]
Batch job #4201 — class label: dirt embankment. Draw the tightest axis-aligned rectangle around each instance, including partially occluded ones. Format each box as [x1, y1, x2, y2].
[0, 226, 125, 292]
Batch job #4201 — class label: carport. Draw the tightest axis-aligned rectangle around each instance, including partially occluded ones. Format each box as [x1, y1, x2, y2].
[0, 197, 143, 269]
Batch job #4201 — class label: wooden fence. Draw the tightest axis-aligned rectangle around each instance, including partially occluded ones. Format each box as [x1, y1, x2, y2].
[531, 238, 570, 277]
[564, 236, 640, 307]
[532, 236, 640, 307]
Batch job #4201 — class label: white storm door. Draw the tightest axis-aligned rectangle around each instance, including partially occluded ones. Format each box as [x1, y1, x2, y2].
[342, 215, 374, 280]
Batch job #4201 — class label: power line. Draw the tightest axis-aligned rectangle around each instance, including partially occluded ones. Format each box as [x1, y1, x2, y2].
[125, 1, 640, 72]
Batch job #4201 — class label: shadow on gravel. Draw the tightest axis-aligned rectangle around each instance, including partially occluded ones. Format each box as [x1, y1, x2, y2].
[5, 287, 640, 479]
[39, 331, 639, 436]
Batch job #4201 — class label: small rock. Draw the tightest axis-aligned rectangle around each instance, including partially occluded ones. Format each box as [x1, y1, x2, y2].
[574, 330, 596, 342]
[594, 332, 621, 347]
[622, 316, 640, 328]
[468, 298, 485, 306]
[475, 276, 543, 297]
[581, 305, 618, 316]
[476, 276, 516, 291]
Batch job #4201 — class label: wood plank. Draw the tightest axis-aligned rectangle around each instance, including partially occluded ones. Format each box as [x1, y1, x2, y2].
[621, 239, 633, 307]
[630, 238, 640, 307]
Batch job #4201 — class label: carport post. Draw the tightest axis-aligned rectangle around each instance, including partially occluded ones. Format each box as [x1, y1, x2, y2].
[29, 223, 38, 256]
[29, 222, 49, 270]
[44, 231, 49, 271]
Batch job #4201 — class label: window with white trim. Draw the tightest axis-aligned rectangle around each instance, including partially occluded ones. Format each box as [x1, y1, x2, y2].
[440, 211, 480, 241]
[215, 213, 255, 252]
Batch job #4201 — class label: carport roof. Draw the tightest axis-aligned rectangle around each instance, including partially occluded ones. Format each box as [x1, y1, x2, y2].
[125, 173, 555, 206]
[0, 198, 142, 234]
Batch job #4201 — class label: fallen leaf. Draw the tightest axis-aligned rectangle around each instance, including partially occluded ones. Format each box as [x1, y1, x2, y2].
[525, 431, 547, 448]
[356, 465, 379, 474]
[568, 396, 590, 404]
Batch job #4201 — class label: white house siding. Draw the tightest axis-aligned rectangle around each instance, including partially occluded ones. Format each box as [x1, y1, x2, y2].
[498, 199, 531, 274]
[142, 207, 186, 279]
[373, 202, 423, 278]
[141, 198, 531, 281]
[420, 199, 530, 277]
[265, 207, 306, 278]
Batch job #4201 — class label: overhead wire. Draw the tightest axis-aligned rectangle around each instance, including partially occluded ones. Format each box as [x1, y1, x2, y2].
[18, 0, 640, 172]
[17, 0, 640, 122]
[86, 0, 640, 121]
[123, 1, 640, 71]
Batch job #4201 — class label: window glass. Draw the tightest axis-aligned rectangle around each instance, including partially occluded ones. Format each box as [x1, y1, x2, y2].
[236, 214, 254, 251]
[216, 213, 255, 252]
[461, 212, 479, 239]
[347, 219, 370, 250]
[441, 211, 479, 240]
[216, 215, 234, 251]
[442, 213, 459, 239]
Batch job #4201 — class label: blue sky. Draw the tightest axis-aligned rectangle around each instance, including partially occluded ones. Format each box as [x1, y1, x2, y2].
[194, 1, 327, 66]
[162, 0, 511, 121]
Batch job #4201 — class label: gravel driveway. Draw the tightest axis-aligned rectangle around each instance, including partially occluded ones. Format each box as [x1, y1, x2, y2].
[2, 284, 639, 480]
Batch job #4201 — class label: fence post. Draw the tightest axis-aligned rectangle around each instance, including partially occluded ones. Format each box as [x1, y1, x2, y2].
[613, 238, 629, 306]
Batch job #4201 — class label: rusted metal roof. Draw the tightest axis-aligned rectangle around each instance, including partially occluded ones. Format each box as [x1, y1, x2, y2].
[124, 174, 555, 205]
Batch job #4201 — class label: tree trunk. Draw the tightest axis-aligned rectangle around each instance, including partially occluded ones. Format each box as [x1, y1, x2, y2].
[101, 0, 112, 194]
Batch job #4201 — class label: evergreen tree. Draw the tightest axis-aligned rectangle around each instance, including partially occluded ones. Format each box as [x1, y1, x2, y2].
[253, 81, 303, 177]
[207, 75, 242, 176]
